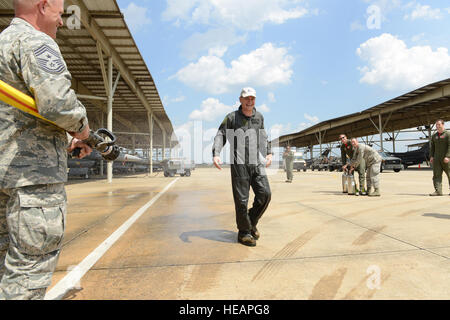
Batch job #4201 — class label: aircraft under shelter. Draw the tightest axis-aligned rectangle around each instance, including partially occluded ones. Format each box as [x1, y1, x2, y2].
[275, 78, 450, 158]
[0, 0, 178, 182]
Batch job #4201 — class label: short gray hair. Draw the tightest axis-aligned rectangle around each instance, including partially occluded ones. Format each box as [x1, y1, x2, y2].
[14, 0, 41, 10]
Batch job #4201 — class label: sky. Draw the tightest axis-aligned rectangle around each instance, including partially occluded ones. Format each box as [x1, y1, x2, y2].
[115, 0, 450, 161]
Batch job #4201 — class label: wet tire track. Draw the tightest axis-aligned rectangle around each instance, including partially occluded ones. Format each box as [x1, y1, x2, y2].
[252, 229, 319, 281]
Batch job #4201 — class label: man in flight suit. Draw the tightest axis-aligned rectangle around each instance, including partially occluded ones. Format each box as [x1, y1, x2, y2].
[0, 0, 92, 300]
[350, 139, 382, 197]
[213, 87, 272, 247]
[283, 146, 294, 183]
[339, 134, 366, 195]
[429, 119, 450, 196]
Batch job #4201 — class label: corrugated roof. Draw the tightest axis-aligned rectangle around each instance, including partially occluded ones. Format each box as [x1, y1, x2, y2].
[0, 0, 176, 150]
[276, 78, 450, 148]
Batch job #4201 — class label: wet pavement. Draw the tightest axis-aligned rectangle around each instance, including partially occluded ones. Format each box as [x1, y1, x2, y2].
[47, 168, 450, 300]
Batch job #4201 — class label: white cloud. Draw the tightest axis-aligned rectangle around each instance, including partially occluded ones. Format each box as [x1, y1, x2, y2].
[269, 114, 319, 139]
[268, 92, 276, 103]
[189, 98, 271, 122]
[350, 20, 365, 31]
[258, 104, 271, 113]
[357, 33, 450, 91]
[162, 0, 309, 31]
[208, 46, 228, 58]
[172, 43, 294, 94]
[188, 98, 234, 122]
[181, 28, 247, 60]
[304, 113, 319, 124]
[269, 123, 292, 139]
[163, 95, 186, 105]
[121, 3, 151, 32]
[404, 4, 442, 20]
[363, 0, 402, 11]
[363, 0, 403, 21]
[172, 96, 186, 103]
[411, 32, 425, 42]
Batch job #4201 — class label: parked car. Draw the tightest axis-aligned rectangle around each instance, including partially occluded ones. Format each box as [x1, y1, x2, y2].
[378, 151, 403, 172]
[161, 158, 194, 177]
[293, 152, 307, 172]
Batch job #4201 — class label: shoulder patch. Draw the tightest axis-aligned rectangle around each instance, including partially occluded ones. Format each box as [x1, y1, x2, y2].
[33, 44, 66, 74]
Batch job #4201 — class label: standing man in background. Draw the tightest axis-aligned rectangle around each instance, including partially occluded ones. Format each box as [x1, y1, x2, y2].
[340, 134, 366, 195]
[429, 119, 450, 196]
[213, 87, 272, 247]
[283, 145, 294, 183]
[0, 0, 92, 300]
[350, 139, 382, 197]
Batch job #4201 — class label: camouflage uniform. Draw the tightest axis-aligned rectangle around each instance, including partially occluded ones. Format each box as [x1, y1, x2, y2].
[283, 150, 294, 182]
[0, 18, 88, 300]
[341, 142, 366, 191]
[430, 130, 450, 194]
[351, 144, 382, 193]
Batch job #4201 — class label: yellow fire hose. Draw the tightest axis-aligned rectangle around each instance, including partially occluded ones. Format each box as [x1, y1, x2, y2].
[0, 79, 121, 160]
[0, 79, 58, 126]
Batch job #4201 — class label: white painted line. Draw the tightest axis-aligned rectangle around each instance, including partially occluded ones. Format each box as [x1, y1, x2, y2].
[44, 178, 180, 300]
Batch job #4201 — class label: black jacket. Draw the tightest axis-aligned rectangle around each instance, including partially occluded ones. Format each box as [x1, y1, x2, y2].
[212, 106, 272, 165]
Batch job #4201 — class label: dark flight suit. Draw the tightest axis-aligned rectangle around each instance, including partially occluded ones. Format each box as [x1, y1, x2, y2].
[341, 142, 366, 191]
[213, 106, 272, 235]
[430, 130, 450, 193]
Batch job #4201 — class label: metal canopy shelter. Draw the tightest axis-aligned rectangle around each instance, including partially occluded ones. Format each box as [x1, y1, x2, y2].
[0, 0, 177, 182]
[276, 78, 450, 152]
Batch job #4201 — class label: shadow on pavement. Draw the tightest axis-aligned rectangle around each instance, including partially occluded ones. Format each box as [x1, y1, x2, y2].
[312, 191, 347, 195]
[423, 213, 450, 220]
[179, 230, 237, 243]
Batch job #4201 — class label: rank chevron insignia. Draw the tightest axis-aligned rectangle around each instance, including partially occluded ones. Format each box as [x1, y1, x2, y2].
[33, 44, 66, 74]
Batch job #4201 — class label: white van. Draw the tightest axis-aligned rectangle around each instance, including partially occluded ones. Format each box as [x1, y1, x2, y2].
[293, 152, 307, 172]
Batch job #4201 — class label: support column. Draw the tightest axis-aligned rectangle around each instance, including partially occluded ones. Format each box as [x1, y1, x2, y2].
[162, 130, 167, 160]
[147, 112, 154, 174]
[378, 112, 383, 152]
[392, 131, 396, 153]
[100, 112, 104, 176]
[107, 57, 113, 183]
[319, 131, 322, 155]
[428, 125, 432, 151]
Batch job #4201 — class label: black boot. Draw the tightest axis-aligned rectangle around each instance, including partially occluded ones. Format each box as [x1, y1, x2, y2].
[238, 232, 256, 246]
[251, 226, 260, 240]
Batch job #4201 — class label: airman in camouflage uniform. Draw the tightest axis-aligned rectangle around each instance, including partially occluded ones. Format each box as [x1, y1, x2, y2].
[339, 134, 366, 195]
[283, 146, 294, 183]
[429, 119, 450, 196]
[350, 139, 382, 197]
[0, 0, 91, 300]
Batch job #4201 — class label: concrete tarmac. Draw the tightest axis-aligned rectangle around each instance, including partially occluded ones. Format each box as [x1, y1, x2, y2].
[48, 168, 450, 300]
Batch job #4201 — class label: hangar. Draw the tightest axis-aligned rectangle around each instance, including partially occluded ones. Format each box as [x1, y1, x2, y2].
[276, 78, 450, 157]
[0, 0, 177, 182]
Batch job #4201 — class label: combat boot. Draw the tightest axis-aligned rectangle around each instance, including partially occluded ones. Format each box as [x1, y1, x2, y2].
[251, 226, 260, 240]
[238, 232, 256, 247]
[431, 182, 443, 196]
[369, 188, 380, 197]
